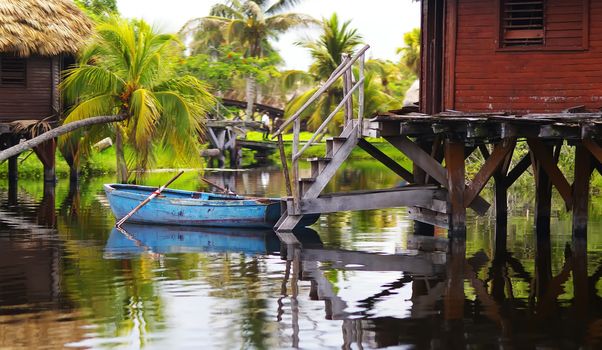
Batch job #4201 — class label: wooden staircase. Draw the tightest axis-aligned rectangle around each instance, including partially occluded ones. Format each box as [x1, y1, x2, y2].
[276, 122, 361, 231]
[272, 45, 449, 233]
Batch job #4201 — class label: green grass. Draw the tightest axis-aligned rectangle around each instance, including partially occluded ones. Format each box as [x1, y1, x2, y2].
[0, 145, 206, 179]
[0, 132, 413, 179]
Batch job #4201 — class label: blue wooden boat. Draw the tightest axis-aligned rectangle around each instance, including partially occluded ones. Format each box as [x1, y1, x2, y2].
[103, 184, 318, 229]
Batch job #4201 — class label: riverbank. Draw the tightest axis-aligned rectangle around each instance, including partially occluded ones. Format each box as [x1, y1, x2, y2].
[4, 132, 602, 194]
[0, 131, 414, 179]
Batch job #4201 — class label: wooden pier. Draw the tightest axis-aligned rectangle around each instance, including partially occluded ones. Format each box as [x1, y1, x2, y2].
[273, 45, 600, 241]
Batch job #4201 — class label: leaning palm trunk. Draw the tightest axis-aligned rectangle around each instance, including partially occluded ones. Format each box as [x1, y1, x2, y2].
[0, 114, 127, 163]
[245, 74, 257, 121]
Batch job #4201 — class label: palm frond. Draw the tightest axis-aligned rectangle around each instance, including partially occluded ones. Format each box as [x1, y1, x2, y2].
[64, 94, 118, 124]
[266, 0, 303, 14]
[61, 65, 124, 102]
[265, 13, 317, 33]
[128, 88, 161, 150]
[210, 3, 243, 19]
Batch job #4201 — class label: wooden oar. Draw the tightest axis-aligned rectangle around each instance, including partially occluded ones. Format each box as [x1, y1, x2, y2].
[201, 177, 236, 195]
[115, 170, 184, 228]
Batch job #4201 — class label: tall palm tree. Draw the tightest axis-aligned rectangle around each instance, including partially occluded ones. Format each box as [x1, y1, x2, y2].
[397, 28, 421, 76]
[61, 17, 214, 182]
[182, 0, 315, 120]
[285, 14, 399, 132]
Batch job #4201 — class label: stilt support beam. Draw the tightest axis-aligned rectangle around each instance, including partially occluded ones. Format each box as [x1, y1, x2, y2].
[445, 140, 466, 237]
[572, 143, 591, 238]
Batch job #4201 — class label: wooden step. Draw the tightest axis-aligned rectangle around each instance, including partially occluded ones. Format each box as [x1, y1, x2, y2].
[307, 157, 332, 178]
[298, 177, 316, 197]
[325, 136, 347, 157]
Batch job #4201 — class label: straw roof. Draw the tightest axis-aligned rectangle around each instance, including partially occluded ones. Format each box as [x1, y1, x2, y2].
[0, 0, 93, 57]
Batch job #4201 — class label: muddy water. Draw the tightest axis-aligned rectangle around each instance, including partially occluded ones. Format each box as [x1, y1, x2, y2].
[0, 162, 601, 349]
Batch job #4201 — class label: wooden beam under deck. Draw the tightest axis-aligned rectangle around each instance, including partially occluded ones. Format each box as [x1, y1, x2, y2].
[357, 138, 414, 183]
[385, 135, 490, 215]
[527, 139, 573, 210]
[291, 186, 446, 216]
[464, 138, 516, 208]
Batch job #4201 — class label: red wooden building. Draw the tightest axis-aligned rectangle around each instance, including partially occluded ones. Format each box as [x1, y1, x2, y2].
[421, 0, 601, 114]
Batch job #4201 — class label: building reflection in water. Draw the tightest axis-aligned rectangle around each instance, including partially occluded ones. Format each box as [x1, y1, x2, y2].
[0, 185, 87, 348]
[279, 229, 602, 349]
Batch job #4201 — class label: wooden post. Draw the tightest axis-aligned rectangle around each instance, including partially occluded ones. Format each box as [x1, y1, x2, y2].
[33, 139, 57, 184]
[572, 143, 591, 239]
[8, 155, 18, 182]
[445, 140, 466, 237]
[493, 147, 513, 245]
[278, 134, 293, 198]
[414, 139, 435, 236]
[531, 143, 553, 238]
[292, 118, 301, 211]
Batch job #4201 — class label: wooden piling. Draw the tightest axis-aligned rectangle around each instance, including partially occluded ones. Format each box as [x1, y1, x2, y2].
[33, 139, 56, 184]
[413, 140, 435, 236]
[531, 143, 554, 238]
[8, 155, 18, 182]
[445, 140, 466, 237]
[572, 143, 591, 239]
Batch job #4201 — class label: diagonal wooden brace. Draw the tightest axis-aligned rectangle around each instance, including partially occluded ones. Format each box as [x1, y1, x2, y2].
[464, 138, 516, 208]
[357, 138, 414, 183]
[527, 138, 572, 210]
[386, 136, 490, 215]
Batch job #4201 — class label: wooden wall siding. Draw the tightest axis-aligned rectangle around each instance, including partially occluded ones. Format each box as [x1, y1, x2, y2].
[0, 56, 53, 121]
[451, 0, 602, 113]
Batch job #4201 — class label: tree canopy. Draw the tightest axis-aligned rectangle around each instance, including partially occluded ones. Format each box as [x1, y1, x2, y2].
[61, 17, 214, 182]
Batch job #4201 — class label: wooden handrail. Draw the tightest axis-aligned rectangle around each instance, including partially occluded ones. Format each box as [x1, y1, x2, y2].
[293, 77, 365, 161]
[272, 44, 370, 137]
[275, 45, 369, 212]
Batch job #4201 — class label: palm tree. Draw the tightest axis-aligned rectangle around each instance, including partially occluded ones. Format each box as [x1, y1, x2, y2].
[182, 0, 315, 120]
[285, 14, 399, 132]
[61, 17, 215, 182]
[397, 28, 421, 76]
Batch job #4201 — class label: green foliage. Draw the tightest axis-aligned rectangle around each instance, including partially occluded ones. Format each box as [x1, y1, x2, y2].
[181, 48, 280, 93]
[181, 0, 315, 120]
[182, 0, 315, 59]
[300, 13, 363, 80]
[74, 0, 118, 19]
[397, 27, 421, 76]
[285, 14, 401, 132]
[61, 17, 215, 182]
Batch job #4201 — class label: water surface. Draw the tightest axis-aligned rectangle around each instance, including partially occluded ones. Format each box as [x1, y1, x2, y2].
[0, 162, 601, 349]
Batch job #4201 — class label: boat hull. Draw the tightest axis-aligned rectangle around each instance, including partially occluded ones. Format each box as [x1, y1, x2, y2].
[104, 184, 318, 229]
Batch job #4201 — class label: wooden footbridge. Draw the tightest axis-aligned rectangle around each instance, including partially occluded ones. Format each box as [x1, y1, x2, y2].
[204, 100, 282, 167]
[273, 45, 600, 241]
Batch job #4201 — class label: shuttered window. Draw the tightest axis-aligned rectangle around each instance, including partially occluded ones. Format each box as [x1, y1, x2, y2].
[0, 57, 27, 86]
[502, 0, 545, 47]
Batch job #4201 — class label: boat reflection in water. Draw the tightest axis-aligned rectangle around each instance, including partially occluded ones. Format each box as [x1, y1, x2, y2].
[104, 223, 323, 258]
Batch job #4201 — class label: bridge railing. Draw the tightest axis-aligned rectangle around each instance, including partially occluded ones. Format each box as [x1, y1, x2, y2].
[272, 44, 369, 202]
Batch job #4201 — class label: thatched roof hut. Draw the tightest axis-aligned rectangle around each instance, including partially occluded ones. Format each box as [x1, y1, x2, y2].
[0, 0, 92, 57]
